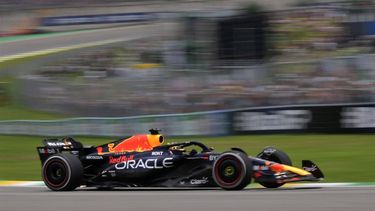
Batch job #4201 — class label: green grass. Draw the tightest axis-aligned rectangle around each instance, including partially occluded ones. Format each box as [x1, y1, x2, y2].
[0, 104, 64, 120]
[0, 134, 374, 182]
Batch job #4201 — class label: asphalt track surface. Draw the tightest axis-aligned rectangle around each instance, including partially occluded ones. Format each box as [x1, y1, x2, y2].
[0, 22, 175, 58]
[0, 186, 374, 211]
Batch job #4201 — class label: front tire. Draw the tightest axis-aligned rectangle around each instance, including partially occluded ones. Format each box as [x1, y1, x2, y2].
[42, 153, 83, 191]
[212, 151, 252, 190]
[257, 147, 292, 188]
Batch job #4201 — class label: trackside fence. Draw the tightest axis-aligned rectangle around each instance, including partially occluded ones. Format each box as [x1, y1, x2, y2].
[1, 103, 375, 137]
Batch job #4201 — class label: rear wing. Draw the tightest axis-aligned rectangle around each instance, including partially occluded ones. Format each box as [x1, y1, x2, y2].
[43, 137, 83, 149]
[37, 137, 84, 164]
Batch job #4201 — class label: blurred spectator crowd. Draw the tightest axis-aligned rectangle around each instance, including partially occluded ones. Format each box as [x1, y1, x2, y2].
[20, 45, 375, 116]
[17, 2, 375, 116]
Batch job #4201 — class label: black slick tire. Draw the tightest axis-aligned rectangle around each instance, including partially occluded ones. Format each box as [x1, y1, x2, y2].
[212, 151, 252, 190]
[42, 153, 83, 191]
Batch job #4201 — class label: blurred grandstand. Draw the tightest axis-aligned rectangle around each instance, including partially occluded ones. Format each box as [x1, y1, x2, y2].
[4, 0, 375, 117]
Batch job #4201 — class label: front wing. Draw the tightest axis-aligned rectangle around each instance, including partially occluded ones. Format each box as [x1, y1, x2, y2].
[252, 158, 324, 184]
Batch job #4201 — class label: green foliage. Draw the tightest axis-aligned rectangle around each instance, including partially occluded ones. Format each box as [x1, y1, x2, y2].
[0, 104, 64, 120]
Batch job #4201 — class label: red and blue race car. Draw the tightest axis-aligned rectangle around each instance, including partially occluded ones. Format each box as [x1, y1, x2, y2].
[37, 129, 324, 191]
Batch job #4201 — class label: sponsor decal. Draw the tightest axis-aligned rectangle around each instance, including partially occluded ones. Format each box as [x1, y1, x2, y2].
[46, 141, 72, 147]
[151, 151, 163, 156]
[209, 155, 219, 161]
[108, 170, 116, 177]
[341, 107, 375, 128]
[71, 150, 79, 155]
[263, 148, 276, 155]
[253, 165, 270, 171]
[190, 177, 209, 185]
[234, 110, 311, 131]
[86, 155, 103, 160]
[38, 148, 56, 154]
[115, 157, 174, 170]
[109, 155, 134, 164]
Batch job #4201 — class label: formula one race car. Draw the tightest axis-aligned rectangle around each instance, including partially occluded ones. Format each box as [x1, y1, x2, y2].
[37, 129, 324, 191]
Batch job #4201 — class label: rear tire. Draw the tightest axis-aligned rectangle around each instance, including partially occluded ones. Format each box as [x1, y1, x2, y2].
[212, 151, 252, 190]
[42, 153, 83, 191]
[257, 148, 292, 188]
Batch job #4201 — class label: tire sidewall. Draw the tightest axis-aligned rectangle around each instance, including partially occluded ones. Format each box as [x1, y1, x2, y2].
[42, 154, 81, 191]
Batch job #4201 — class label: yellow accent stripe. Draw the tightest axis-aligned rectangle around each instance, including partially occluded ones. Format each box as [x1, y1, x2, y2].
[0, 181, 19, 185]
[282, 164, 311, 176]
[0, 181, 29, 186]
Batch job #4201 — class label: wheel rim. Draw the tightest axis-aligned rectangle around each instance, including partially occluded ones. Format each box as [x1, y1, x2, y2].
[44, 159, 69, 188]
[215, 155, 244, 186]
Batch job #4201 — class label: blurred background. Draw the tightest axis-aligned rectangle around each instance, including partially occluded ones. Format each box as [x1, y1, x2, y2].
[2, 0, 375, 114]
[1, 0, 375, 181]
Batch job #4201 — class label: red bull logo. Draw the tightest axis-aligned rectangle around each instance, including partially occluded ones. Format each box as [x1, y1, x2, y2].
[109, 155, 134, 164]
[97, 134, 164, 155]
